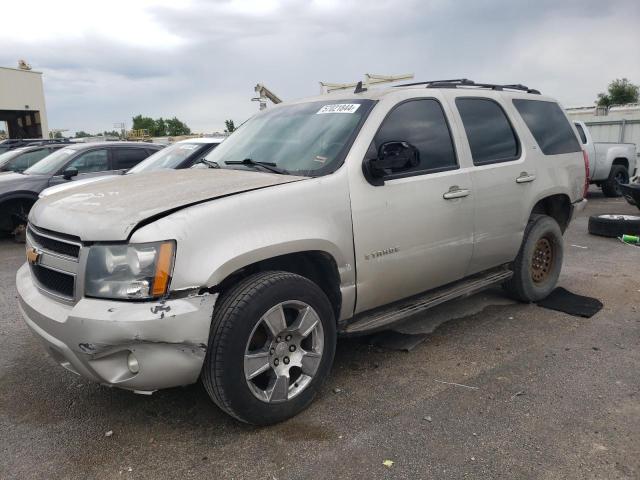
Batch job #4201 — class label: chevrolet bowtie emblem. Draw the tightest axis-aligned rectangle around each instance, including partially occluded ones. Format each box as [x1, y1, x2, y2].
[26, 247, 41, 265]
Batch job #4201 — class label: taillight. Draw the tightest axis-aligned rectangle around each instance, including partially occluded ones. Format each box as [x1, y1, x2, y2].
[582, 149, 590, 198]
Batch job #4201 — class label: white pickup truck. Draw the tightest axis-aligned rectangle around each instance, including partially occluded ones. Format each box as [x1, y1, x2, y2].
[573, 121, 637, 197]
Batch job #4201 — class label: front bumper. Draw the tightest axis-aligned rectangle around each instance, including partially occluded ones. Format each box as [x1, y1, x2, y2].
[16, 263, 217, 392]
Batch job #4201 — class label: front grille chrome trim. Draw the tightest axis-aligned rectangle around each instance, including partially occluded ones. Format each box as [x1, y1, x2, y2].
[27, 224, 83, 302]
[27, 225, 81, 260]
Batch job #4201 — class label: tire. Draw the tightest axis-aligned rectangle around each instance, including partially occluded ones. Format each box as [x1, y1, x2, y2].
[601, 165, 629, 197]
[201, 271, 337, 425]
[504, 215, 564, 302]
[588, 214, 640, 238]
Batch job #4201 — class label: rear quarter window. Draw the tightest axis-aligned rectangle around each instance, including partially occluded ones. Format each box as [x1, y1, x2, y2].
[512, 99, 581, 155]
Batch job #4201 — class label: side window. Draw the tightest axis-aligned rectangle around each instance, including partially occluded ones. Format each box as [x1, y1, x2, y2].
[374, 99, 457, 176]
[455, 98, 520, 165]
[574, 123, 587, 144]
[67, 149, 109, 173]
[113, 148, 150, 169]
[512, 99, 581, 155]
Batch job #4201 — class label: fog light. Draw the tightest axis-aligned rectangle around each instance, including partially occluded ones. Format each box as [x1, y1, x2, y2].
[127, 352, 140, 374]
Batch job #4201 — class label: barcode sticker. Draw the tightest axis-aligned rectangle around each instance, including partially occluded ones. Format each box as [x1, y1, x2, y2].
[317, 104, 361, 114]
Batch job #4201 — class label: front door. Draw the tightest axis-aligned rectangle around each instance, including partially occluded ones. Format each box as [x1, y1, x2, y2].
[349, 97, 475, 314]
[49, 148, 112, 186]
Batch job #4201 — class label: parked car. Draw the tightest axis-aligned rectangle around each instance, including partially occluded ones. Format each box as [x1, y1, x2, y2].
[17, 80, 587, 425]
[573, 121, 637, 197]
[0, 144, 69, 174]
[39, 137, 223, 198]
[0, 142, 161, 237]
[0, 138, 71, 154]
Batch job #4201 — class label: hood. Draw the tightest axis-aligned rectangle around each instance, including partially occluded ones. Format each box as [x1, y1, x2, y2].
[29, 169, 306, 241]
[0, 172, 46, 196]
[39, 174, 117, 198]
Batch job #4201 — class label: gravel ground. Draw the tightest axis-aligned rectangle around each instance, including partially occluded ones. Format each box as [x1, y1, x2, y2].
[1, 190, 639, 479]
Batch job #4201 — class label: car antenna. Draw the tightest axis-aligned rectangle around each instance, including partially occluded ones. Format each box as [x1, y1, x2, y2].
[354, 81, 367, 94]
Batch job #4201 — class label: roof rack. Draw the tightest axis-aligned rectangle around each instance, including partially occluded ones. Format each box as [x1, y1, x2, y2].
[393, 78, 540, 95]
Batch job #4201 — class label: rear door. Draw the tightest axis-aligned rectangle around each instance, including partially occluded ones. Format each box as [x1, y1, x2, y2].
[112, 147, 153, 172]
[448, 94, 535, 274]
[349, 95, 475, 313]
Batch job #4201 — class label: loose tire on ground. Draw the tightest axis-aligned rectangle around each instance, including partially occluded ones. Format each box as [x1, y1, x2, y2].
[504, 214, 564, 302]
[201, 271, 337, 425]
[588, 214, 640, 238]
[601, 165, 629, 198]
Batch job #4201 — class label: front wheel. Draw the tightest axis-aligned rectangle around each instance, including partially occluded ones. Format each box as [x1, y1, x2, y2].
[202, 271, 336, 425]
[504, 215, 564, 302]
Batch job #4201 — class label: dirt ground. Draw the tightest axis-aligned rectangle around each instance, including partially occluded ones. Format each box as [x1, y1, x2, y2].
[1, 190, 639, 479]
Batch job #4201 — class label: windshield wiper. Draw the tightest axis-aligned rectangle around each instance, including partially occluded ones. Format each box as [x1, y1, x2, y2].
[224, 158, 289, 175]
[196, 158, 220, 169]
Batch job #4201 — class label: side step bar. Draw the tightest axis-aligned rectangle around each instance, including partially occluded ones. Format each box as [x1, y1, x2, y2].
[343, 267, 513, 334]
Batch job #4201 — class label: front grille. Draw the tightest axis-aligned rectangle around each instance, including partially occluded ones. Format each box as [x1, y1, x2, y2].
[28, 227, 80, 258]
[31, 264, 75, 299]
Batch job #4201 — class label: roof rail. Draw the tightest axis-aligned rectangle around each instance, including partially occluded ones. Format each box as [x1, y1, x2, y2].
[393, 79, 540, 95]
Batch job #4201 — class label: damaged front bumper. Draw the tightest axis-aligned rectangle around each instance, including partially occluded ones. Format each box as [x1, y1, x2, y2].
[16, 263, 217, 393]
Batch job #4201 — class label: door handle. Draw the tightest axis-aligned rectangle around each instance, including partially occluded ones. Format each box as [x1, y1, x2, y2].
[443, 186, 470, 200]
[516, 172, 536, 183]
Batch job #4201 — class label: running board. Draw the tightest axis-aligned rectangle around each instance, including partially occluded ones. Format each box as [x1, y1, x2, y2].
[343, 267, 513, 334]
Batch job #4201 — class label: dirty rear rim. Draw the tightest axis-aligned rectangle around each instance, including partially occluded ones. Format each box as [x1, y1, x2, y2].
[244, 300, 324, 403]
[531, 237, 554, 284]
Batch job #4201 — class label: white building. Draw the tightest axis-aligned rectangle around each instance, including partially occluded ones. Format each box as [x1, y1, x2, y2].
[565, 104, 640, 159]
[0, 65, 49, 139]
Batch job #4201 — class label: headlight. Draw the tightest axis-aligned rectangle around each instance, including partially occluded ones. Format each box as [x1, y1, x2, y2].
[85, 241, 175, 300]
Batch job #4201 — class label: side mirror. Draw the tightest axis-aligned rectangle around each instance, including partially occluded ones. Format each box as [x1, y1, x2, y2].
[62, 167, 79, 180]
[362, 141, 419, 185]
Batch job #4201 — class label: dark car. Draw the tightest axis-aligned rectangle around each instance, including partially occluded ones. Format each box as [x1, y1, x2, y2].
[0, 138, 72, 154]
[0, 144, 69, 174]
[0, 141, 161, 237]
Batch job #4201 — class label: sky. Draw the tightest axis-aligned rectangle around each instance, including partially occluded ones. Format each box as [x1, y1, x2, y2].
[1, 0, 638, 134]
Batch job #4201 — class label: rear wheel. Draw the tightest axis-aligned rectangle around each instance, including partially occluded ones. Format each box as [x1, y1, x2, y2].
[504, 215, 564, 302]
[601, 165, 629, 197]
[202, 271, 336, 425]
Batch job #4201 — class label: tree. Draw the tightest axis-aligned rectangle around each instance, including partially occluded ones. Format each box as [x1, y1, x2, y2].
[596, 78, 639, 107]
[154, 118, 168, 137]
[224, 119, 236, 133]
[75, 131, 92, 138]
[103, 130, 120, 137]
[131, 115, 191, 136]
[166, 117, 191, 136]
[131, 115, 156, 134]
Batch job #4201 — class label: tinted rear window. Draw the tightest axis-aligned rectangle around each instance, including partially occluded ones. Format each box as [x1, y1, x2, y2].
[456, 98, 520, 165]
[512, 99, 581, 155]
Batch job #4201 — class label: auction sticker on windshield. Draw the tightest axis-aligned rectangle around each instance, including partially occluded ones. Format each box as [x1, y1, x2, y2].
[317, 104, 361, 114]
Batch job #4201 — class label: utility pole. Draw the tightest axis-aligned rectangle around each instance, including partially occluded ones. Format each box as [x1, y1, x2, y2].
[113, 122, 126, 139]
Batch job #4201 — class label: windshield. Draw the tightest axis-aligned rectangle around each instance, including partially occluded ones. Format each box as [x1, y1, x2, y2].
[128, 142, 214, 173]
[1, 148, 55, 172]
[23, 148, 76, 175]
[0, 148, 26, 168]
[204, 99, 374, 176]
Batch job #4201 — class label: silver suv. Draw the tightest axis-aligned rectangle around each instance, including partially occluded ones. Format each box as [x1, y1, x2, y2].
[17, 79, 588, 425]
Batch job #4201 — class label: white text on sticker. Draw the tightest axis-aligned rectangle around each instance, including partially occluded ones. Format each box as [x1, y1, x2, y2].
[317, 104, 360, 114]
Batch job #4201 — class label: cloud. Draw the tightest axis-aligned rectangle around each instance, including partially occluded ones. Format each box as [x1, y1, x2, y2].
[0, 0, 638, 133]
